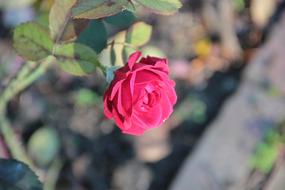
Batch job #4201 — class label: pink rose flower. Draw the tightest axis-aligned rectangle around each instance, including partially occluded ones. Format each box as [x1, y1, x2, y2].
[104, 51, 177, 135]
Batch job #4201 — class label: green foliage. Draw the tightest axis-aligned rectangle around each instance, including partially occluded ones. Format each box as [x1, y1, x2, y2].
[0, 159, 42, 190]
[76, 20, 107, 53]
[250, 130, 281, 174]
[251, 143, 279, 174]
[71, 0, 130, 19]
[54, 43, 101, 76]
[74, 88, 100, 106]
[190, 98, 207, 123]
[176, 96, 206, 124]
[126, 22, 152, 47]
[13, 22, 53, 61]
[99, 21, 154, 67]
[100, 21, 156, 67]
[49, 0, 89, 42]
[105, 10, 136, 28]
[101, 31, 127, 66]
[124, 21, 152, 58]
[233, 0, 245, 12]
[110, 42, 116, 66]
[28, 127, 60, 167]
[12, 0, 183, 76]
[141, 46, 166, 57]
[135, 0, 182, 15]
[36, 13, 49, 28]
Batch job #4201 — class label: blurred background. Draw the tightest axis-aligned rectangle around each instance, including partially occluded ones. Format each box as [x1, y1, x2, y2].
[1, 0, 285, 189]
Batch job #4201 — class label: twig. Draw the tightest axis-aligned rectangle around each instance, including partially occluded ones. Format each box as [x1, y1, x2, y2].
[44, 158, 63, 190]
[107, 41, 138, 50]
[0, 56, 55, 112]
[0, 56, 55, 168]
[0, 114, 33, 166]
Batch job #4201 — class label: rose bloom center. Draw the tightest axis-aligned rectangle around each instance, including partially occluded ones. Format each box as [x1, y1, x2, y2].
[136, 83, 161, 112]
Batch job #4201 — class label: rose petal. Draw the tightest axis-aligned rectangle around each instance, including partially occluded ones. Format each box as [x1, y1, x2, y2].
[132, 83, 147, 105]
[159, 92, 174, 122]
[121, 77, 133, 116]
[128, 51, 142, 70]
[115, 88, 126, 116]
[112, 108, 125, 130]
[165, 80, 177, 104]
[133, 64, 169, 79]
[140, 56, 167, 66]
[130, 71, 136, 96]
[103, 97, 113, 118]
[122, 123, 145, 135]
[110, 80, 124, 100]
[133, 103, 163, 129]
[135, 70, 161, 84]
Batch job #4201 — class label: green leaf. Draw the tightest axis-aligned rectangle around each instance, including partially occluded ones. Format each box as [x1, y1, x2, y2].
[72, 0, 130, 19]
[233, 0, 245, 12]
[76, 20, 107, 53]
[13, 22, 53, 61]
[250, 142, 279, 173]
[49, 0, 89, 42]
[250, 130, 281, 174]
[124, 21, 152, 59]
[0, 159, 42, 190]
[141, 46, 166, 57]
[105, 10, 136, 28]
[99, 31, 127, 67]
[28, 127, 60, 167]
[135, 0, 182, 15]
[54, 43, 101, 76]
[36, 12, 49, 28]
[126, 22, 152, 47]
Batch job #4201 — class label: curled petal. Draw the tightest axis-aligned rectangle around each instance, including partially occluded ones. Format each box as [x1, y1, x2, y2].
[128, 51, 142, 70]
[140, 56, 168, 73]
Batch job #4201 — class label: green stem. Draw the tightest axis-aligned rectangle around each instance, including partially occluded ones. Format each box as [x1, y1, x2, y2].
[0, 56, 55, 167]
[44, 158, 63, 190]
[17, 61, 37, 80]
[0, 115, 33, 166]
[0, 63, 35, 112]
[18, 56, 55, 93]
[0, 56, 55, 112]
[107, 41, 138, 50]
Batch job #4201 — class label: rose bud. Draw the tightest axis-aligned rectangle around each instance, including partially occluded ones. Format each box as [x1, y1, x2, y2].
[103, 51, 177, 135]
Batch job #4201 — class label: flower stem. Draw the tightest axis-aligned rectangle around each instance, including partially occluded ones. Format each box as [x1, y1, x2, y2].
[0, 56, 55, 112]
[0, 114, 33, 166]
[0, 56, 55, 167]
[107, 41, 138, 50]
[44, 158, 63, 190]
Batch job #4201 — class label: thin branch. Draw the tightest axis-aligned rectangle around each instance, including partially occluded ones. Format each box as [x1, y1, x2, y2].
[0, 115, 33, 166]
[107, 41, 138, 50]
[0, 56, 55, 169]
[44, 158, 63, 190]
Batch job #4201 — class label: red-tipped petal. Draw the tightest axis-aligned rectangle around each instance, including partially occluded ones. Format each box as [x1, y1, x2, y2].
[128, 51, 142, 70]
